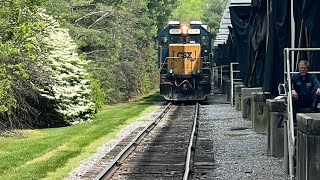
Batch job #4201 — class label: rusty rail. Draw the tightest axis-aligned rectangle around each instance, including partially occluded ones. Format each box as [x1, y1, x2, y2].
[183, 102, 199, 180]
[94, 103, 172, 180]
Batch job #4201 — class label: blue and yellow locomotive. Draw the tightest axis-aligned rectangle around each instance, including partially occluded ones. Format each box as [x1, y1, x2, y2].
[157, 21, 213, 101]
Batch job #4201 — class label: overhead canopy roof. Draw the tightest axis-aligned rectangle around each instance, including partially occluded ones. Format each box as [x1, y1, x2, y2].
[230, 0, 251, 4]
[230, 0, 251, 6]
[214, 0, 251, 46]
[214, 2, 231, 45]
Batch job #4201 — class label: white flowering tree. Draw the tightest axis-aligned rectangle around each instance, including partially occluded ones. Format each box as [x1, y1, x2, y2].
[38, 11, 95, 124]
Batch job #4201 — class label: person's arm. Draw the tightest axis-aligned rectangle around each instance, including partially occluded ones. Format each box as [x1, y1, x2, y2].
[311, 74, 320, 95]
[285, 75, 298, 98]
[292, 88, 298, 99]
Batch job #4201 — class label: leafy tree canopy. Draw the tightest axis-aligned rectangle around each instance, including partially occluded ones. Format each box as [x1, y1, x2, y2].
[0, 0, 225, 129]
[171, 0, 206, 23]
[171, 0, 225, 36]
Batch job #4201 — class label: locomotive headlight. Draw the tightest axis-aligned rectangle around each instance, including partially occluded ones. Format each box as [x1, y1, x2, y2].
[169, 69, 173, 74]
[181, 24, 189, 34]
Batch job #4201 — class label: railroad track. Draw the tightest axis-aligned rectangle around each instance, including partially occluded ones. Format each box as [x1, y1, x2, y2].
[93, 102, 200, 180]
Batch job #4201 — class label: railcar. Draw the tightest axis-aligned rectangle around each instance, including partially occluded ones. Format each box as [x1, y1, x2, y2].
[157, 21, 213, 101]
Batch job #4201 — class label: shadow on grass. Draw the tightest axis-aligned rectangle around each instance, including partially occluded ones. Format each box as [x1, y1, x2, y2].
[133, 92, 164, 105]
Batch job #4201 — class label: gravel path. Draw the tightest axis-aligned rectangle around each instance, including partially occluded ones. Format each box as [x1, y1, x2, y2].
[199, 104, 289, 180]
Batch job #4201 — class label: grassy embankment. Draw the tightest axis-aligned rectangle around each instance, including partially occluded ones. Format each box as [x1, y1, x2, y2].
[0, 93, 161, 180]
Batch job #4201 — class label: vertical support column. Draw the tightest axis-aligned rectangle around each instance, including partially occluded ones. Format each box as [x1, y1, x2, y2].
[251, 92, 274, 133]
[241, 87, 262, 120]
[215, 67, 220, 88]
[225, 80, 231, 101]
[221, 77, 227, 93]
[235, 85, 244, 110]
[220, 66, 223, 89]
[296, 113, 320, 180]
[266, 99, 287, 157]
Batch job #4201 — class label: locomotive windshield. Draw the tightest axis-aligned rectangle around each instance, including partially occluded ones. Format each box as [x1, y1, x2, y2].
[170, 35, 200, 44]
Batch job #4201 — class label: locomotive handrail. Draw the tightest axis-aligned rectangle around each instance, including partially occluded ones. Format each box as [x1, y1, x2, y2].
[158, 57, 209, 74]
[175, 79, 195, 89]
[158, 57, 180, 73]
[283, 47, 320, 180]
[201, 57, 212, 74]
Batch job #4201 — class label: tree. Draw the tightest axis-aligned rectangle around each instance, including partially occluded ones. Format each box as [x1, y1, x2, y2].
[201, 0, 225, 36]
[171, 0, 206, 23]
[0, 0, 51, 129]
[44, 0, 177, 103]
[0, 1, 97, 129]
[37, 11, 95, 124]
[170, 0, 224, 36]
[0, 0, 184, 129]
[147, 0, 179, 32]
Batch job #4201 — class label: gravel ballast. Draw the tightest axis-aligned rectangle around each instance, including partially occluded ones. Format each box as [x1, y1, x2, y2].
[198, 103, 289, 180]
[66, 94, 289, 180]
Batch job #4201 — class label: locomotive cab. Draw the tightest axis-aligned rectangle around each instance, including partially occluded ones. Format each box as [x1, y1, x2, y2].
[157, 21, 213, 101]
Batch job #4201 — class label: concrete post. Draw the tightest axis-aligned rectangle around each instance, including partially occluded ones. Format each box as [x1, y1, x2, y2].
[241, 87, 262, 120]
[235, 85, 245, 111]
[251, 92, 274, 133]
[215, 68, 220, 88]
[296, 113, 320, 180]
[225, 80, 231, 101]
[231, 82, 243, 106]
[221, 77, 229, 94]
[266, 99, 286, 157]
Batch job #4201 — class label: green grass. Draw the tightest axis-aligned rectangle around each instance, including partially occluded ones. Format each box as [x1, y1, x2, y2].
[0, 92, 161, 180]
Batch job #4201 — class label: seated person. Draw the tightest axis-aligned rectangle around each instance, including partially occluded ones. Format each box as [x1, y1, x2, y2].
[287, 60, 320, 119]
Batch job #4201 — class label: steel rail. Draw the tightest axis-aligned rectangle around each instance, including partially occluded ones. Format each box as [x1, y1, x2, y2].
[94, 102, 172, 180]
[183, 102, 199, 180]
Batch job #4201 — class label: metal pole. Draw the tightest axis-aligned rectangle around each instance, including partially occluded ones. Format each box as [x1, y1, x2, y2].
[285, 48, 295, 180]
[284, 48, 287, 83]
[220, 66, 223, 87]
[215, 67, 218, 86]
[291, 0, 295, 71]
[230, 63, 234, 106]
[286, 48, 320, 51]
[284, 120, 289, 175]
[283, 50, 289, 176]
